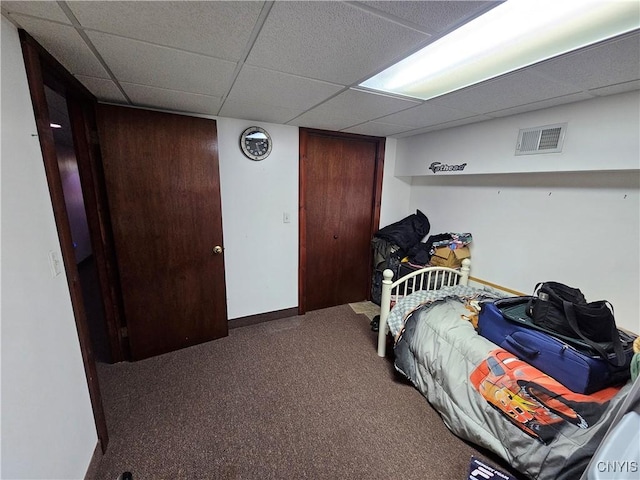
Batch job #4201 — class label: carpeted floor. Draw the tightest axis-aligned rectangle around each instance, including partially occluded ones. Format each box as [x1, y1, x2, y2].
[93, 305, 509, 480]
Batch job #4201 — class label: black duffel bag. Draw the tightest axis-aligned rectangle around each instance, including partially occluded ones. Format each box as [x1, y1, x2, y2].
[527, 281, 627, 367]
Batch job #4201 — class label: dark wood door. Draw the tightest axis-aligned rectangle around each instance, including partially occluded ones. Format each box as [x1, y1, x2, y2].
[300, 130, 384, 312]
[96, 105, 227, 360]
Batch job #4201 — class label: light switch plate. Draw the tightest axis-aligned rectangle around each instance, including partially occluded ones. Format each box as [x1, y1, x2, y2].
[48, 250, 62, 277]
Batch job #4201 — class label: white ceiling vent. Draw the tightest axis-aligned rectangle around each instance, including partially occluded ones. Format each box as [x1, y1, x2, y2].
[515, 123, 567, 155]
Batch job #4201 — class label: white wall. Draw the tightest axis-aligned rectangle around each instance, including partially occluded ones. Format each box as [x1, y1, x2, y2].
[216, 122, 409, 318]
[396, 91, 640, 176]
[397, 94, 640, 334]
[217, 124, 417, 318]
[1, 17, 97, 479]
[379, 138, 412, 228]
[216, 118, 299, 319]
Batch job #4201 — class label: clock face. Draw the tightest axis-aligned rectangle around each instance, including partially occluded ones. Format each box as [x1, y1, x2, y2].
[240, 126, 272, 161]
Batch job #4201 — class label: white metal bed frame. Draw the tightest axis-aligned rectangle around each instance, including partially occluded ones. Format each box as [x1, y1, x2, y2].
[377, 258, 471, 357]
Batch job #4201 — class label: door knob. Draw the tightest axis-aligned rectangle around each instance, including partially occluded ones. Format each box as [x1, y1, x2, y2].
[213, 246, 223, 254]
[333, 235, 338, 239]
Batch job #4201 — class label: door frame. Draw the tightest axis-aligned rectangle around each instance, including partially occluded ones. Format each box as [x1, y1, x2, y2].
[19, 30, 126, 452]
[298, 128, 385, 314]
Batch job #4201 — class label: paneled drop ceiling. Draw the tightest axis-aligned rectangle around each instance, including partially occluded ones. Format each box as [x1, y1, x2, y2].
[3, 1, 639, 138]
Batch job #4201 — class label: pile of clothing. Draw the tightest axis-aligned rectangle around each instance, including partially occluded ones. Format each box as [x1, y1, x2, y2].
[371, 211, 474, 304]
[399, 232, 473, 268]
[371, 210, 430, 305]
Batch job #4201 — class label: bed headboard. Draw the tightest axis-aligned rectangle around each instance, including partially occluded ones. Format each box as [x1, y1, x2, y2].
[377, 259, 471, 357]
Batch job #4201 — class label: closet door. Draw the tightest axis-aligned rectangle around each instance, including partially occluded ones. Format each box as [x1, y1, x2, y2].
[97, 105, 227, 360]
[300, 129, 384, 312]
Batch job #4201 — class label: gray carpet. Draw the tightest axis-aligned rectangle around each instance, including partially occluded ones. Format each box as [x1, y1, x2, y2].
[93, 305, 509, 480]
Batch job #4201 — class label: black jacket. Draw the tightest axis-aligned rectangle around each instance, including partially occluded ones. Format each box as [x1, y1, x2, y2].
[373, 209, 430, 252]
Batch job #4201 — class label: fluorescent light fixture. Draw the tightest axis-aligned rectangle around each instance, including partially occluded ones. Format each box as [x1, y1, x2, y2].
[359, 0, 640, 101]
[50, 123, 62, 129]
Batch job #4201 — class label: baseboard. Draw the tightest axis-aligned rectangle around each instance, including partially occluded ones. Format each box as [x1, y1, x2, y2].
[228, 307, 298, 329]
[84, 441, 102, 480]
[468, 276, 526, 296]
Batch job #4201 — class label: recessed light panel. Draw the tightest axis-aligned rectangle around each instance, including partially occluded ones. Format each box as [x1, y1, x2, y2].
[360, 0, 639, 101]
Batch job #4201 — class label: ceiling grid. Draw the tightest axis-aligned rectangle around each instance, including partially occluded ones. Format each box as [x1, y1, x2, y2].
[1, 0, 637, 137]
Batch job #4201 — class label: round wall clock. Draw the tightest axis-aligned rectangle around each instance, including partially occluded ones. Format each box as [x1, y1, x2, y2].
[240, 126, 272, 161]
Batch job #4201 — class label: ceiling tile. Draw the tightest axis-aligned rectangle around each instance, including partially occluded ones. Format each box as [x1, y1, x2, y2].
[246, 1, 428, 85]
[121, 83, 223, 116]
[357, 1, 497, 34]
[394, 115, 492, 137]
[531, 32, 640, 92]
[2, 1, 71, 24]
[88, 32, 237, 97]
[9, 15, 109, 78]
[74, 75, 128, 103]
[341, 121, 413, 137]
[430, 69, 583, 114]
[226, 65, 344, 112]
[7, 1, 637, 138]
[377, 101, 476, 128]
[589, 80, 640, 97]
[68, 1, 264, 61]
[488, 92, 595, 118]
[219, 100, 299, 125]
[292, 89, 419, 131]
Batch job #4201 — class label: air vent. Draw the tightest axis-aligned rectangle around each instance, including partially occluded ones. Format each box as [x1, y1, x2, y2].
[515, 123, 567, 155]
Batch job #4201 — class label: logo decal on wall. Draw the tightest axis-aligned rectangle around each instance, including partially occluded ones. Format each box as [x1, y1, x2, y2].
[429, 162, 468, 173]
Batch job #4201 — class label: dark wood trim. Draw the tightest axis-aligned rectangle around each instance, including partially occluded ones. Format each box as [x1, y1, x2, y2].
[18, 30, 96, 101]
[298, 128, 385, 315]
[67, 98, 127, 362]
[468, 276, 526, 296]
[298, 129, 309, 316]
[228, 307, 299, 329]
[298, 128, 385, 142]
[20, 29, 128, 362]
[370, 138, 386, 299]
[20, 31, 110, 452]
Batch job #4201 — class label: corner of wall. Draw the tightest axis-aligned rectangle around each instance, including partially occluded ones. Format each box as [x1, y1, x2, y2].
[379, 137, 412, 227]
